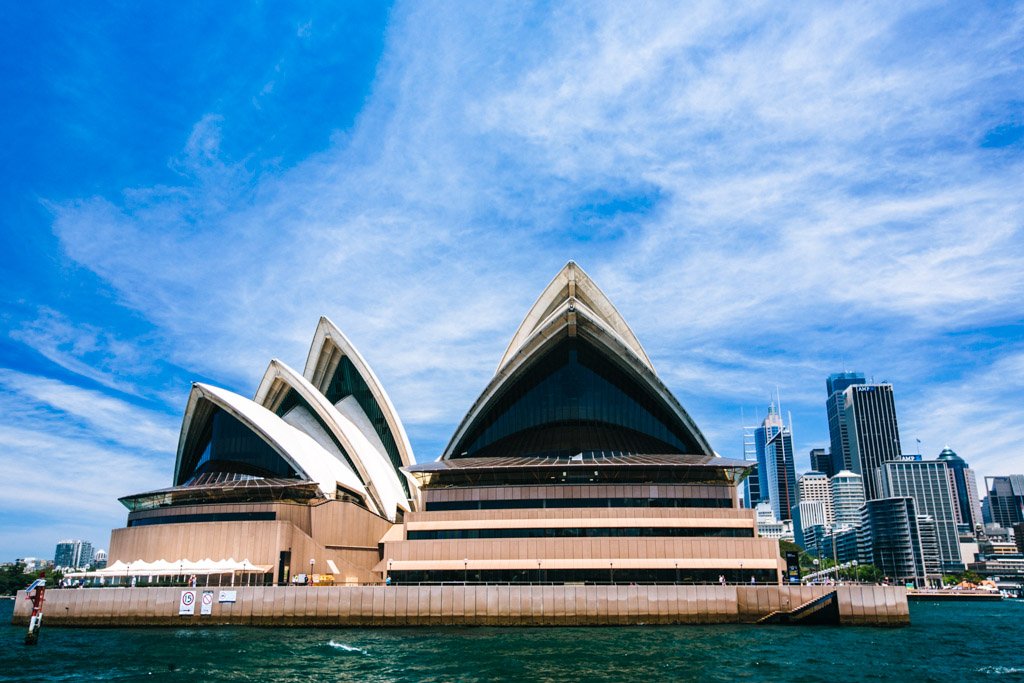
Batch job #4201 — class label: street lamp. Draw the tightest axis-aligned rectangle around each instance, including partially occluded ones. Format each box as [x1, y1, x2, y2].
[609, 561, 614, 584]
[464, 558, 468, 585]
[309, 558, 315, 586]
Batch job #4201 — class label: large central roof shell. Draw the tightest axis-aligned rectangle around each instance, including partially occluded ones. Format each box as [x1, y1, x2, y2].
[441, 262, 714, 460]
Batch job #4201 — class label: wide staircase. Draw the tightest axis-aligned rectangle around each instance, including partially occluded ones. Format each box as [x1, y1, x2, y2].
[756, 591, 839, 625]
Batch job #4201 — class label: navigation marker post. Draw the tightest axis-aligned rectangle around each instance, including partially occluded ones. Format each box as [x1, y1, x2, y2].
[23, 576, 46, 645]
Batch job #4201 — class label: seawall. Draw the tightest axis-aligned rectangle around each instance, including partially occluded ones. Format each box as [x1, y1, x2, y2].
[13, 584, 908, 627]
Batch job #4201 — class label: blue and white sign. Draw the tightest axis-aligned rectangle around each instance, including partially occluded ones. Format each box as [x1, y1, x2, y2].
[218, 590, 237, 603]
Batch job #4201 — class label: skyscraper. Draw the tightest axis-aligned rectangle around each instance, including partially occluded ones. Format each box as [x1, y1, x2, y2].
[809, 447, 835, 478]
[844, 383, 902, 500]
[825, 372, 865, 473]
[985, 475, 1024, 527]
[883, 460, 962, 572]
[53, 540, 94, 570]
[830, 470, 865, 529]
[936, 447, 983, 533]
[793, 500, 827, 549]
[741, 423, 759, 508]
[755, 405, 797, 522]
[859, 497, 926, 586]
[798, 471, 833, 527]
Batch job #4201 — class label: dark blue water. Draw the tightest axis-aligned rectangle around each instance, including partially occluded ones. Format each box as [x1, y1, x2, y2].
[2, 598, 1022, 682]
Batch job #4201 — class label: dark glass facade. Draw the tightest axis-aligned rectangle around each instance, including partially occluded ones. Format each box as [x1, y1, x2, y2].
[425, 497, 733, 511]
[407, 527, 753, 540]
[128, 511, 277, 527]
[325, 355, 409, 496]
[451, 338, 703, 459]
[389, 568, 777, 585]
[177, 408, 299, 485]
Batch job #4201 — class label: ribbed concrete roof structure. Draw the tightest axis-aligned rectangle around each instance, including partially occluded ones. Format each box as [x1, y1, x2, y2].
[254, 358, 410, 521]
[173, 382, 369, 502]
[440, 262, 714, 461]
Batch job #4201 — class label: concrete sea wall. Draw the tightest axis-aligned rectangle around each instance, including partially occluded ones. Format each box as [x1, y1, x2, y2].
[13, 584, 908, 627]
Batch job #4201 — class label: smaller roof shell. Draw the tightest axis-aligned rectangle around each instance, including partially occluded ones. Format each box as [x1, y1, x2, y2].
[173, 382, 368, 502]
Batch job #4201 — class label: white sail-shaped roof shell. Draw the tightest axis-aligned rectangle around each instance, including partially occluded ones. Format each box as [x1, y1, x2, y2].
[173, 383, 368, 502]
[303, 316, 417, 492]
[497, 261, 653, 373]
[254, 359, 410, 521]
[442, 262, 714, 460]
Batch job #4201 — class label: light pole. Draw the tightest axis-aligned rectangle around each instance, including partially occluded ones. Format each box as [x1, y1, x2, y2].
[609, 561, 614, 585]
[309, 558, 315, 587]
[537, 560, 542, 584]
[852, 560, 859, 584]
[464, 558, 468, 585]
[387, 559, 393, 586]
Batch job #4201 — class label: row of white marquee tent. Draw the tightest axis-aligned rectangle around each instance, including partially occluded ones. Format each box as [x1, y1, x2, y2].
[65, 558, 273, 579]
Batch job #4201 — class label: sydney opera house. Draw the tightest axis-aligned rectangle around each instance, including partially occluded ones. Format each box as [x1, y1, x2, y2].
[107, 263, 784, 586]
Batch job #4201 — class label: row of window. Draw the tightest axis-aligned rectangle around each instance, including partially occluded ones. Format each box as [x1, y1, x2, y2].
[388, 568, 778, 585]
[407, 527, 753, 540]
[425, 497, 732, 511]
[128, 511, 277, 527]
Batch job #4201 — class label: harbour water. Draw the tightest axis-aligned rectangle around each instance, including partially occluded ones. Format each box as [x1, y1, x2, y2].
[2, 598, 1022, 682]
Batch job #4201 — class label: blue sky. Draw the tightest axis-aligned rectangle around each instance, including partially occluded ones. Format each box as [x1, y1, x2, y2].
[2, 2, 1022, 560]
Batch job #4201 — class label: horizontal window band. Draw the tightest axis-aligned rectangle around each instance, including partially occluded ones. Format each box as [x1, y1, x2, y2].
[407, 527, 754, 540]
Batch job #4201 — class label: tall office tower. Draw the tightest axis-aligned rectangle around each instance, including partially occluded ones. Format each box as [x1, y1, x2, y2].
[798, 471, 834, 527]
[809, 448, 835, 478]
[830, 470, 865, 529]
[882, 460, 962, 572]
[843, 383, 902, 500]
[859, 497, 926, 586]
[741, 423, 759, 508]
[79, 541, 94, 568]
[53, 540, 76, 569]
[985, 475, 1024, 527]
[755, 405, 797, 522]
[916, 516, 942, 582]
[936, 447, 983, 533]
[825, 372, 865, 473]
[793, 500, 827, 548]
[53, 539, 93, 570]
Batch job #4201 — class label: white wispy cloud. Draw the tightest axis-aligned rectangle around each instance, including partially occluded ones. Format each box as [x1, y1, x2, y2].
[32, 0, 1024, 489]
[0, 369, 175, 555]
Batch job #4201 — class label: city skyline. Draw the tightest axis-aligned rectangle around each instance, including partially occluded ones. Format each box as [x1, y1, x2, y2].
[2, 3, 1023, 559]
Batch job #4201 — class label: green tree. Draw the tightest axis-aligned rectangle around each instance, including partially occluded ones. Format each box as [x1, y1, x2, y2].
[854, 564, 883, 584]
[0, 562, 28, 596]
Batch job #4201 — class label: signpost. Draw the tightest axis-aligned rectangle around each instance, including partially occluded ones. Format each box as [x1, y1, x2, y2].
[200, 591, 214, 616]
[179, 590, 197, 616]
[785, 551, 802, 585]
[218, 590, 237, 603]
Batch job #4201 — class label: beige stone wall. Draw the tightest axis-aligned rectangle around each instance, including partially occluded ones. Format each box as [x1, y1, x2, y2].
[108, 500, 393, 585]
[12, 584, 909, 627]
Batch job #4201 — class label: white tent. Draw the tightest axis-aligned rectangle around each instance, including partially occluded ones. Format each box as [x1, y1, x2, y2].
[65, 558, 272, 579]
